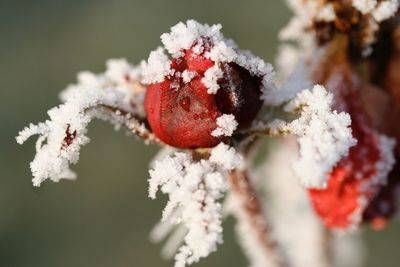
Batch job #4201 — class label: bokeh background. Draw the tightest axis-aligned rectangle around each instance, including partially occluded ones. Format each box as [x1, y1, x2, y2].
[1, 0, 399, 266]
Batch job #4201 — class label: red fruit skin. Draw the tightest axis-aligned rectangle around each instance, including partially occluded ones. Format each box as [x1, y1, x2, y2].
[146, 76, 221, 149]
[308, 123, 380, 229]
[145, 50, 263, 149]
[308, 67, 383, 229]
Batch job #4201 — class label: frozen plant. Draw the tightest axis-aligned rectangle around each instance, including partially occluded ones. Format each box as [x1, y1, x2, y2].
[16, 1, 400, 266]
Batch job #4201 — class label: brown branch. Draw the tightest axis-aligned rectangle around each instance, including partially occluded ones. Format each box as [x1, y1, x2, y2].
[228, 169, 290, 267]
[322, 228, 333, 266]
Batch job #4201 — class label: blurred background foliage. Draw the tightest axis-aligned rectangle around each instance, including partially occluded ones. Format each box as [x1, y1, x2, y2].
[0, 0, 399, 266]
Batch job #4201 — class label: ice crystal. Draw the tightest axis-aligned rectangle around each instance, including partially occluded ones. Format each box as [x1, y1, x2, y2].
[211, 114, 238, 137]
[148, 143, 242, 267]
[267, 85, 356, 188]
[16, 59, 148, 186]
[142, 20, 276, 99]
[141, 47, 173, 84]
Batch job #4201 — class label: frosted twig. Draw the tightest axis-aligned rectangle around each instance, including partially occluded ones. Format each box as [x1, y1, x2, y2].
[244, 85, 356, 188]
[94, 104, 159, 143]
[16, 58, 159, 186]
[148, 143, 243, 267]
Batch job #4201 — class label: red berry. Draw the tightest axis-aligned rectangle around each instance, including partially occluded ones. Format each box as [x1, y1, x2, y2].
[308, 121, 381, 229]
[308, 67, 395, 229]
[144, 47, 263, 149]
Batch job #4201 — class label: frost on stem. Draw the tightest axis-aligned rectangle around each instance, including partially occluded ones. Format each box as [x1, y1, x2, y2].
[258, 85, 356, 188]
[283, 85, 356, 188]
[148, 143, 242, 267]
[16, 59, 152, 186]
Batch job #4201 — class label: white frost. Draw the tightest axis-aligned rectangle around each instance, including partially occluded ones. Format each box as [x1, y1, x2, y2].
[202, 65, 223, 94]
[287, 85, 356, 188]
[352, 0, 399, 21]
[148, 143, 242, 267]
[372, 0, 399, 22]
[16, 59, 146, 186]
[158, 20, 276, 98]
[141, 47, 174, 84]
[161, 20, 223, 58]
[369, 135, 396, 187]
[317, 3, 336, 22]
[211, 114, 238, 137]
[181, 70, 197, 83]
[352, 0, 378, 14]
[266, 85, 357, 188]
[209, 142, 243, 170]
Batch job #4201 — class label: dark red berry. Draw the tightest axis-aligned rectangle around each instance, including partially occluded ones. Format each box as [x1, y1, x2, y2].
[145, 48, 263, 149]
[308, 67, 395, 229]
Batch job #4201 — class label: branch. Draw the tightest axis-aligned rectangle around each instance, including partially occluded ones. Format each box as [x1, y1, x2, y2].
[94, 104, 161, 144]
[228, 169, 290, 267]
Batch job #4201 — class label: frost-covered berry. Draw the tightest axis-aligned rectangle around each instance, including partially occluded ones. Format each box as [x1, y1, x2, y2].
[142, 20, 274, 148]
[308, 67, 396, 229]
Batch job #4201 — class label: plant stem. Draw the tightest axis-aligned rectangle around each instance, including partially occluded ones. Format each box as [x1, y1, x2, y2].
[228, 169, 290, 267]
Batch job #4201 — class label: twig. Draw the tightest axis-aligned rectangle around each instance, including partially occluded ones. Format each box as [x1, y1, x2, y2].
[228, 169, 290, 267]
[93, 104, 162, 145]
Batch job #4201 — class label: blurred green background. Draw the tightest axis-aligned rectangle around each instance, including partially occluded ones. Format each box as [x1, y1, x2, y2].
[0, 0, 399, 266]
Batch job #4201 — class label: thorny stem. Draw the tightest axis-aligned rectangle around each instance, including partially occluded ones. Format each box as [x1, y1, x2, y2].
[228, 169, 290, 267]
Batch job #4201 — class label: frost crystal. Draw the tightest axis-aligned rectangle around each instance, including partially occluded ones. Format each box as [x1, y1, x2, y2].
[148, 143, 242, 267]
[161, 20, 224, 58]
[352, 0, 378, 14]
[287, 85, 356, 188]
[141, 47, 173, 84]
[371, 135, 396, 187]
[144, 20, 276, 99]
[317, 3, 336, 22]
[211, 114, 238, 137]
[372, 0, 399, 22]
[181, 70, 197, 83]
[202, 65, 224, 94]
[16, 59, 148, 186]
[267, 85, 356, 188]
[352, 0, 399, 21]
